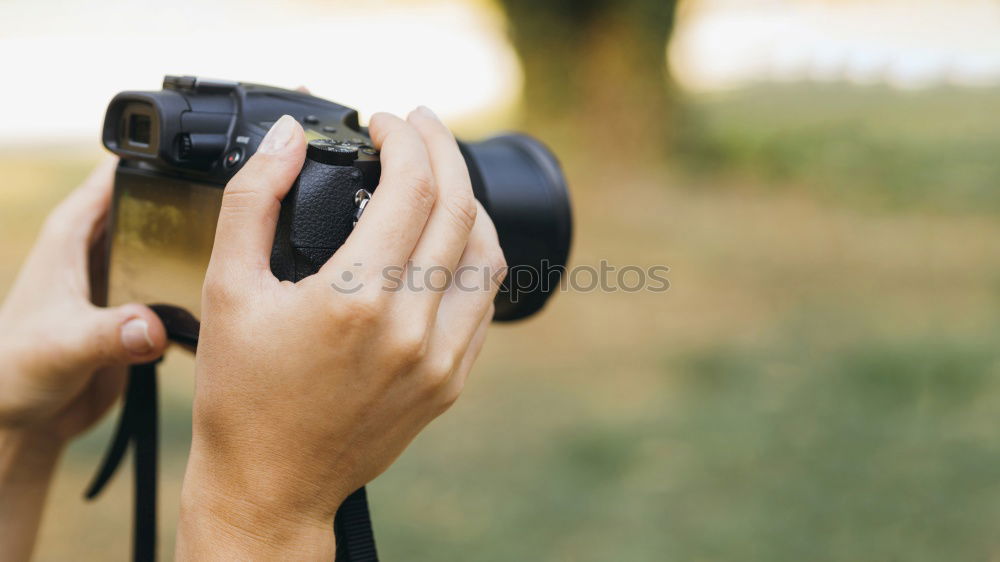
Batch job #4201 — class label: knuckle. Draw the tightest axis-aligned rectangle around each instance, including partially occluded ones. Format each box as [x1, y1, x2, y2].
[202, 272, 242, 310]
[94, 330, 121, 363]
[336, 289, 386, 324]
[443, 191, 477, 233]
[489, 247, 507, 273]
[220, 186, 270, 216]
[392, 326, 429, 365]
[425, 352, 458, 386]
[406, 169, 437, 212]
[438, 381, 463, 411]
[484, 246, 508, 285]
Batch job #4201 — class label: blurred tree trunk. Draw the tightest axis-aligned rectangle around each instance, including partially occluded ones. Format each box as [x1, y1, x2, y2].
[496, 0, 679, 164]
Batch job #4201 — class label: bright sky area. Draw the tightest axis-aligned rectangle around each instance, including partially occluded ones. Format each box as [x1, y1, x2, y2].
[2, 0, 1000, 143]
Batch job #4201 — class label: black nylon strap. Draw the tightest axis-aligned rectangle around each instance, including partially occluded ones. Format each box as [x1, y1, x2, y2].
[86, 361, 378, 562]
[131, 363, 158, 561]
[85, 362, 158, 561]
[335, 487, 378, 561]
[84, 369, 141, 500]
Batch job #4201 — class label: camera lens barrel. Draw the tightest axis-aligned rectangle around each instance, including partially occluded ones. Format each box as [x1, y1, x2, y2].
[460, 135, 573, 321]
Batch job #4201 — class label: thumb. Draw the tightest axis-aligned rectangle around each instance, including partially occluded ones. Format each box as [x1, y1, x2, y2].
[209, 115, 305, 283]
[73, 303, 169, 368]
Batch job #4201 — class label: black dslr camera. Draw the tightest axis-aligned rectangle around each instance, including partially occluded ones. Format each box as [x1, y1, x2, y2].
[101, 76, 572, 344]
[92, 77, 572, 560]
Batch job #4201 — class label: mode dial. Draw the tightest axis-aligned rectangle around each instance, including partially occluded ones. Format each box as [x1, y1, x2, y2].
[307, 139, 359, 166]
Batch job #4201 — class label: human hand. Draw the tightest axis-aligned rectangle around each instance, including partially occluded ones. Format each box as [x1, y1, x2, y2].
[0, 159, 168, 443]
[177, 109, 505, 558]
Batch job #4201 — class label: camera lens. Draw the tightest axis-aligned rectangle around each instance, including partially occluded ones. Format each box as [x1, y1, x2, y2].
[129, 114, 152, 146]
[460, 134, 573, 321]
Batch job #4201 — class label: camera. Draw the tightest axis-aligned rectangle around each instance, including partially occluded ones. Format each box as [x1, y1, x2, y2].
[101, 76, 572, 344]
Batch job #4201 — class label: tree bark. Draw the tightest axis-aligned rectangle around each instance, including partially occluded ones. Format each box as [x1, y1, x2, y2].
[497, 0, 679, 165]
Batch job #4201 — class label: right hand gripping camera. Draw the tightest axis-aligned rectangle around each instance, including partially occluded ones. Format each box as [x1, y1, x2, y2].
[91, 76, 573, 561]
[101, 76, 573, 343]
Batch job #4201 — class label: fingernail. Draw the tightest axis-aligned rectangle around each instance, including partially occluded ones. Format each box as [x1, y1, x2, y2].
[258, 115, 297, 154]
[121, 318, 153, 355]
[417, 105, 439, 120]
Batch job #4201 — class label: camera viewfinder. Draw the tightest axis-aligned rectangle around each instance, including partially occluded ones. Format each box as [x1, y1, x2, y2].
[118, 102, 158, 155]
[129, 114, 151, 146]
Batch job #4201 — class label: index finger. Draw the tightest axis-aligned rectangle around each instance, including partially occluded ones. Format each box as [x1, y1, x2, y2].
[325, 113, 437, 276]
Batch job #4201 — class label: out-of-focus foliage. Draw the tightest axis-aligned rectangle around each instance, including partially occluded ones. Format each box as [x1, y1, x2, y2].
[678, 84, 1000, 212]
[495, 0, 679, 160]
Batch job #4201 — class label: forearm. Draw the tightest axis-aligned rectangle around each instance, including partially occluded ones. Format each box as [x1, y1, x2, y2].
[0, 429, 63, 562]
[175, 451, 336, 560]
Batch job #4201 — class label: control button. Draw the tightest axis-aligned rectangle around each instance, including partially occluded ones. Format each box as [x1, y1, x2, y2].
[303, 115, 320, 125]
[177, 134, 193, 159]
[307, 139, 359, 166]
[163, 75, 197, 90]
[224, 148, 243, 168]
[360, 147, 377, 156]
[322, 126, 338, 133]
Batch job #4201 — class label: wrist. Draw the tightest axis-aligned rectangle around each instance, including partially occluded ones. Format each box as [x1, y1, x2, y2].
[0, 427, 64, 561]
[177, 448, 337, 560]
[0, 427, 65, 470]
[0, 344, 40, 429]
[0, 410, 74, 451]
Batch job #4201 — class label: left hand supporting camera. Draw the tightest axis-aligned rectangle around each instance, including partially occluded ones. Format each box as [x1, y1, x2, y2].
[0, 157, 169, 561]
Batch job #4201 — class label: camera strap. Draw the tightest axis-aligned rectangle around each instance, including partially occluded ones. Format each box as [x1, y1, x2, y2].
[85, 361, 158, 561]
[85, 362, 379, 562]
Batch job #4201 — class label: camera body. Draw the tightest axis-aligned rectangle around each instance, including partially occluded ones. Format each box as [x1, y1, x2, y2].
[102, 76, 572, 344]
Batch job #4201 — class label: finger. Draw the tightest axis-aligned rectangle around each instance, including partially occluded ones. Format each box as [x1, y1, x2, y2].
[433, 203, 505, 346]
[403, 106, 477, 315]
[29, 157, 117, 296]
[328, 112, 436, 274]
[295, 85, 311, 94]
[209, 115, 305, 281]
[42, 156, 118, 247]
[66, 303, 169, 369]
[444, 303, 492, 396]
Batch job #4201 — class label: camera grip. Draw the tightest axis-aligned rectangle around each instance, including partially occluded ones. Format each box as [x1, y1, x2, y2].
[271, 158, 365, 283]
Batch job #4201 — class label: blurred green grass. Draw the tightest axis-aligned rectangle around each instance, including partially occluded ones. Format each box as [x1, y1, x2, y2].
[2, 84, 1000, 560]
[679, 84, 1000, 213]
